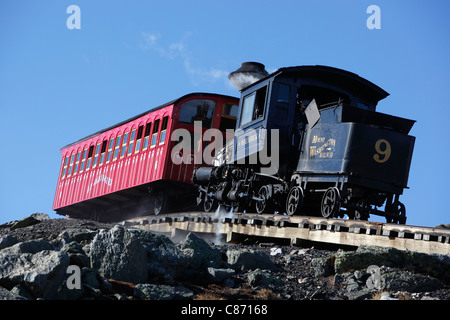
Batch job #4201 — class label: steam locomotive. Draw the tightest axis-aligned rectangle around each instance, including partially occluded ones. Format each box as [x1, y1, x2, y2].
[193, 63, 416, 224]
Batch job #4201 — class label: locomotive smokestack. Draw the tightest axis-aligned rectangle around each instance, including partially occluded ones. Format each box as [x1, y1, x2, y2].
[228, 62, 269, 91]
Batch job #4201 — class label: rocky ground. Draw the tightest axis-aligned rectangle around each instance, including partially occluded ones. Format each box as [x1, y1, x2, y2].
[0, 213, 449, 301]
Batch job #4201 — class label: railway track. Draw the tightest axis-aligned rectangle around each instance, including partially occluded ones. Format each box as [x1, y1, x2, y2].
[123, 212, 450, 255]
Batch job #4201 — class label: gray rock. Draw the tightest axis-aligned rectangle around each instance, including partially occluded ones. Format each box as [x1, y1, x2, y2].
[247, 269, 284, 288]
[10, 284, 33, 300]
[181, 232, 221, 269]
[345, 288, 375, 300]
[133, 283, 193, 300]
[10, 213, 49, 230]
[0, 250, 70, 299]
[0, 239, 53, 255]
[89, 225, 148, 284]
[0, 286, 27, 300]
[61, 228, 97, 243]
[141, 230, 190, 283]
[378, 269, 443, 292]
[334, 245, 450, 284]
[226, 249, 277, 271]
[379, 292, 399, 300]
[0, 235, 19, 250]
[311, 257, 333, 277]
[207, 267, 235, 283]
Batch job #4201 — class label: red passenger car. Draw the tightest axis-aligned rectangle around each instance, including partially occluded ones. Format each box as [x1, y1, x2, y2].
[53, 93, 239, 221]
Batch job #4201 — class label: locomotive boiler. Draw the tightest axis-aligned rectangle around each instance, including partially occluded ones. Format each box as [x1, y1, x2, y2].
[193, 63, 415, 224]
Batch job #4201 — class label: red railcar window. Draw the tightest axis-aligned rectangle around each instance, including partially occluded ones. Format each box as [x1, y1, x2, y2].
[151, 119, 160, 148]
[220, 103, 238, 131]
[106, 138, 114, 163]
[92, 143, 101, 168]
[143, 123, 151, 150]
[73, 151, 81, 175]
[159, 116, 168, 145]
[86, 145, 94, 170]
[61, 155, 69, 179]
[179, 99, 215, 128]
[79, 148, 87, 173]
[99, 140, 108, 166]
[121, 132, 129, 158]
[127, 129, 136, 156]
[113, 135, 121, 161]
[135, 125, 144, 153]
[67, 153, 75, 177]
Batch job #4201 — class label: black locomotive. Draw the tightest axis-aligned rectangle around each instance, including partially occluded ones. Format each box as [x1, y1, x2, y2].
[193, 63, 416, 224]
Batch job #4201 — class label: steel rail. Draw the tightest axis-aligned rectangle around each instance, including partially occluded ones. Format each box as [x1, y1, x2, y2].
[123, 212, 450, 255]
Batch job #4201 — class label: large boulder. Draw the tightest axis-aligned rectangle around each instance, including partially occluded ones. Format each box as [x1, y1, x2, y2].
[0, 250, 70, 299]
[89, 225, 148, 284]
[89, 225, 190, 284]
[334, 245, 450, 284]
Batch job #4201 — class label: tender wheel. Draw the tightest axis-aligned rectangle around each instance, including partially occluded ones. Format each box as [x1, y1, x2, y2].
[153, 191, 167, 215]
[286, 186, 304, 216]
[321, 187, 340, 218]
[255, 185, 271, 214]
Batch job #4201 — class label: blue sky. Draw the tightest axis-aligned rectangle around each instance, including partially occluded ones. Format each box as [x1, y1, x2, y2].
[1, 0, 449, 227]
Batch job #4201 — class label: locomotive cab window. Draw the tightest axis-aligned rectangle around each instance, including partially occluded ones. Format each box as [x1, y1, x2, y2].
[240, 85, 267, 126]
[277, 84, 291, 103]
[179, 99, 216, 128]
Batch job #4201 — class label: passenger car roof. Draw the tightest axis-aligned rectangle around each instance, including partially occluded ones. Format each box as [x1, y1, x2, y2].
[61, 92, 238, 150]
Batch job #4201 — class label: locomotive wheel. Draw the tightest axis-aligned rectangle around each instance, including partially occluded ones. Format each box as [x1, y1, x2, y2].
[286, 186, 304, 216]
[321, 187, 340, 218]
[255, 185, 271, 214]
[354, 200, 369, 221]
[153, 191, 167, 215]
[203, 194, 216, 213]
[391, 201, 406, 224]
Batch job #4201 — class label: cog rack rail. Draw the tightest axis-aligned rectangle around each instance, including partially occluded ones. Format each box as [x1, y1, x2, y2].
[123, 212, 450, 255]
